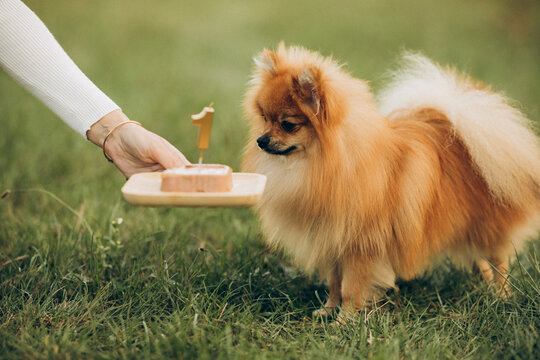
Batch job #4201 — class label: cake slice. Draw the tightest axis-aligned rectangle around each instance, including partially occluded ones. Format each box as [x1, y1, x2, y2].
[161, 164, 233, 192]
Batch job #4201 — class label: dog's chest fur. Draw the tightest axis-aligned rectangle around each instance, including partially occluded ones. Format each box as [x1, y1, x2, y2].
[254, 155, 339, 272]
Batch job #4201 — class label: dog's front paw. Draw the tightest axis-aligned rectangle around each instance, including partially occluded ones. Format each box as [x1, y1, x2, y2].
[312, 306, 338, 317]
[334, 309, 363, 325]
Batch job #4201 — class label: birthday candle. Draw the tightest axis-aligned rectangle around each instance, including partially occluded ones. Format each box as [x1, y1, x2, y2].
[191, 104, 214, 164]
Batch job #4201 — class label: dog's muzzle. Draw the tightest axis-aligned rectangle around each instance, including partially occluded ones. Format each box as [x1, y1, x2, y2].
[257, 136, 296, 155]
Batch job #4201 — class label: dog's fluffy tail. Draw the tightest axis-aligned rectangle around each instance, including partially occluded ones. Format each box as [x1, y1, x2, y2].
[378, 52, 540, 206]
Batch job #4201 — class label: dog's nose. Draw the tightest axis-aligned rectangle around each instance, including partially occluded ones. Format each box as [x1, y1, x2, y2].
[257, 136, 270, 149]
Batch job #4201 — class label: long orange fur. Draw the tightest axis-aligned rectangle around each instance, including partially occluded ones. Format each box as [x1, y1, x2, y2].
[242, 44, 540, 314]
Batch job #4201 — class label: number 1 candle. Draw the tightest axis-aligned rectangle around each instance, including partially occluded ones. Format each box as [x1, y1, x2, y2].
[191, 103, 214, 164]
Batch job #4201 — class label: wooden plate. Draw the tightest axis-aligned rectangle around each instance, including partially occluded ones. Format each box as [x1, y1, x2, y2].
[121, 172, 266, 207]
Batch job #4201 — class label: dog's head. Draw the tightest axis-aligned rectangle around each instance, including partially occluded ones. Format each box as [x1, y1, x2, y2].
[245, 44, 345, 158]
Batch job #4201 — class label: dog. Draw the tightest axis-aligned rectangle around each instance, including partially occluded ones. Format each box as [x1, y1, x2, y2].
[242, 43, 540, 316]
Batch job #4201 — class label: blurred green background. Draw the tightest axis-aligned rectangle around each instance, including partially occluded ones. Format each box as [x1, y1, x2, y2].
[1, 0, 540, 358]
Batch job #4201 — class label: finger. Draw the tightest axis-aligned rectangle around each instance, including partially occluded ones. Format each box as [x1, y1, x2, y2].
[162, 152, 189, 169]
[171, 148, 191, 166]
[146, 163, 166, 172]
[154, 140, 191, 169]
[124, 163, 165, 178]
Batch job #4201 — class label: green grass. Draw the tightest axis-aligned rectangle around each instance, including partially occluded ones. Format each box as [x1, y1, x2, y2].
[1, 0, 539, 358]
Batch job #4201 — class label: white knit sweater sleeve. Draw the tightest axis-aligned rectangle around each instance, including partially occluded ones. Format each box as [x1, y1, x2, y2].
[0, 0, 119, 137]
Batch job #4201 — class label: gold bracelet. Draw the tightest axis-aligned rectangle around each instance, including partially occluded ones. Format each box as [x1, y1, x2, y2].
[102, 120, 143, 162]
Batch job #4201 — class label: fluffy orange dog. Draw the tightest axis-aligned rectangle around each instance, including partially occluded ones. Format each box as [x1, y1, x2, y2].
[242, 44, 540, 315]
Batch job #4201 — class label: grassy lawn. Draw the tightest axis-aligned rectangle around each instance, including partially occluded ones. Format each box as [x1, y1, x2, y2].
[1, 0, 539, 358]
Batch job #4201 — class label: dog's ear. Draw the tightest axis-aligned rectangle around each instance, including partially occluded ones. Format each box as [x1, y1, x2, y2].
[254, 49, 279, 75]
[292, 68, 321, 115]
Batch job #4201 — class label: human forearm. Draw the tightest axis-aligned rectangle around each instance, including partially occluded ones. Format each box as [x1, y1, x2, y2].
[0, 0, 119, 136]
[0, 0, 189, 177]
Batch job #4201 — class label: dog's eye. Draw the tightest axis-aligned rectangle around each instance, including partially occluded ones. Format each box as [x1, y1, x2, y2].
[261, 114, 267, 122]
[281, 121, 297, 132]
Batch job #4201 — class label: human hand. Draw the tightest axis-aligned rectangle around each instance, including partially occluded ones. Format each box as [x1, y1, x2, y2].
[87, 110, 190, 178]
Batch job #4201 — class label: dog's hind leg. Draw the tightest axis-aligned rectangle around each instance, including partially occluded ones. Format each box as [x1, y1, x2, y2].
[313, 263, 342, 317]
